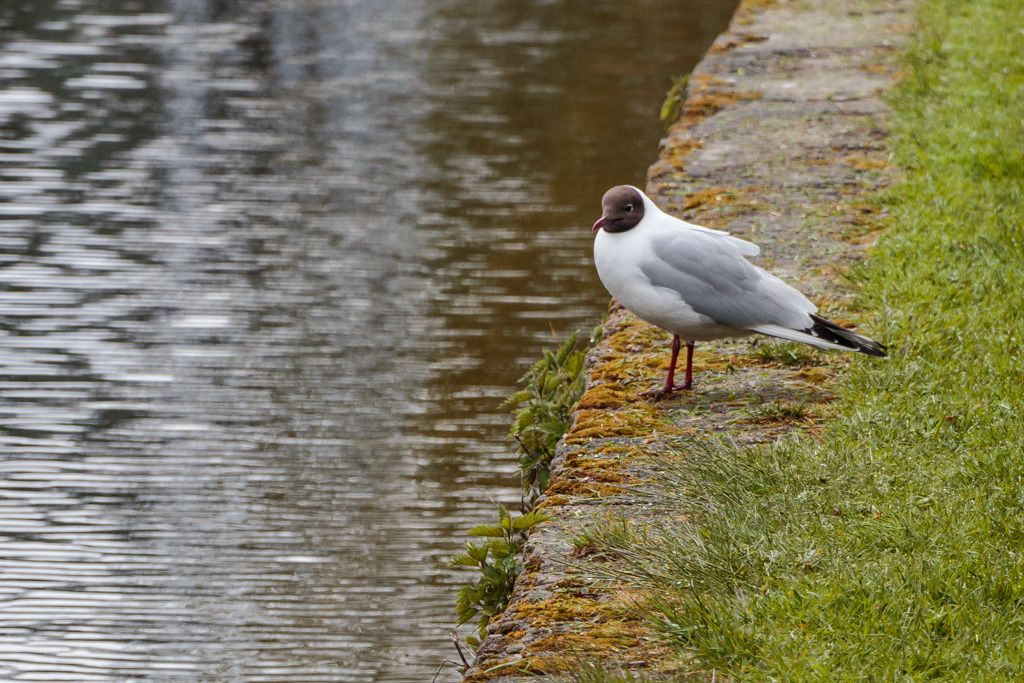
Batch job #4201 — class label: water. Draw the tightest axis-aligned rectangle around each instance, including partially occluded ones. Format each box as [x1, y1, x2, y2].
[0, 1, 736, 680]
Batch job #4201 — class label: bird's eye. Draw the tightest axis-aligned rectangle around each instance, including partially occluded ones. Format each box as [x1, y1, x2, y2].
[625, 204, 634, 212]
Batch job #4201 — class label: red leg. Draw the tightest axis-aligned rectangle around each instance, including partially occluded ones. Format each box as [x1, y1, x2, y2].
[641, 335, 682, 398]
[665, 335, 681, 392]
[677, 341, 694, 390]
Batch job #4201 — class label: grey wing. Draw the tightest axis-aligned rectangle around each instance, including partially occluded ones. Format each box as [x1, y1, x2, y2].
[641, 230, 815, 330]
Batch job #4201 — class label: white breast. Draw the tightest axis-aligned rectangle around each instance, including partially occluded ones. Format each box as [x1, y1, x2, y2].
[593, 224, 746, 341]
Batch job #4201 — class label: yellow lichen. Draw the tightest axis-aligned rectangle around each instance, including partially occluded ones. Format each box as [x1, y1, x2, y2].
[567, 456, 633, 482]
[684, 90, 764, 116]
[546, 479, 627, 498]
[661, 135, 703, 161]
[574, 383, 633, 410]
[688, 74, 727, 90]
[839, 152, 891, 171]
[509, 595, 605, 628]
[588, 442, 647, 459]
[683, 186, 731, 210]
[514, 607, 655, 675]
[708, 32, 770, 54]
[568, 403, 679, 442]
[862, 62, 896, 75]
[535, 494, 570, 509]
[602, 317, 666, 353]
[524, 629, 641, 659]
[797, 366, 833, 384]
[737, 0, 779, 14]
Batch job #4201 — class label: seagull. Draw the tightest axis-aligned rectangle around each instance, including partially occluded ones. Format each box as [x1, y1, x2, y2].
[592, 185, 886, 397]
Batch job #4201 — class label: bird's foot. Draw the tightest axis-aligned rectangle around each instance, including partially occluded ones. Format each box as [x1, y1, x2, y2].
[639, 382, 692, 400]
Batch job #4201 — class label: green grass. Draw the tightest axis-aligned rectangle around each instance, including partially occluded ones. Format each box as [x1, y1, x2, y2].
[584, 0, 1024, 679]
[748, 340, 823, 367]
[549, 662, 663, 683]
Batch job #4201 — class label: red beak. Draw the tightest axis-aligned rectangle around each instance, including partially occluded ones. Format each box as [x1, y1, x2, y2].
[592, 215, 608, 234]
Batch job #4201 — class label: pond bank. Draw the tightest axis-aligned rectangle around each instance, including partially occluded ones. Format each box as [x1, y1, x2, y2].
[463, 0, 912, 679]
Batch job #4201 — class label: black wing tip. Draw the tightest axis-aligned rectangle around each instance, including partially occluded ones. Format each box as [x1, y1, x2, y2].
[859, 343, 888, 358]
[809, 314, 888, 358]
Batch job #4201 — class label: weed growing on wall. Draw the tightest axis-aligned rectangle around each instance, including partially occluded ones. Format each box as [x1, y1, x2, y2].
[505, 331, 588, 507]
[453, 506, 548, 645]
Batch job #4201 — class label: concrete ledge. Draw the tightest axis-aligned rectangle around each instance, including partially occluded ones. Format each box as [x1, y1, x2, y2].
[463, 0, 912, 679]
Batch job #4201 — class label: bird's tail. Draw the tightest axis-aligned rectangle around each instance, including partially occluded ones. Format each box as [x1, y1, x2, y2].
[749, 315, 887, 357]
[808, 314, 887, 357]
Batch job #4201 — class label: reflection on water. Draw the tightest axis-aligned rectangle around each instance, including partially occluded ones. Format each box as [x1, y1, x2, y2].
[0, 0, 735, 680]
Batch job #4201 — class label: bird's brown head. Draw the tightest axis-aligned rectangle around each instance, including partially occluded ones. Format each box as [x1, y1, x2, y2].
[592, 185, 645, 234]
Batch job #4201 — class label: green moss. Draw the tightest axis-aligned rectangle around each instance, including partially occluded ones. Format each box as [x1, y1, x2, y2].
[550, 663, 665, 683]
[535, 493, 571, 509]
[510, 595, 605, 628]
[748, 340, 823, 367]
[659, 74, 690, 128]
[546, 479, 628, 499]
[568, 404, 681, 442]
[745, 399, 812, 424]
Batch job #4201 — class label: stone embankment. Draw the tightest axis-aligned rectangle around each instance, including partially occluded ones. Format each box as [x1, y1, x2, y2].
[463, 0, 912, 679]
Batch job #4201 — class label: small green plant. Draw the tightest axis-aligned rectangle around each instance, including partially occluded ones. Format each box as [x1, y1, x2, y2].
[504, 331, 588, 506]
[452, 506, 548, 644]
[660, 74, 690, 128]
